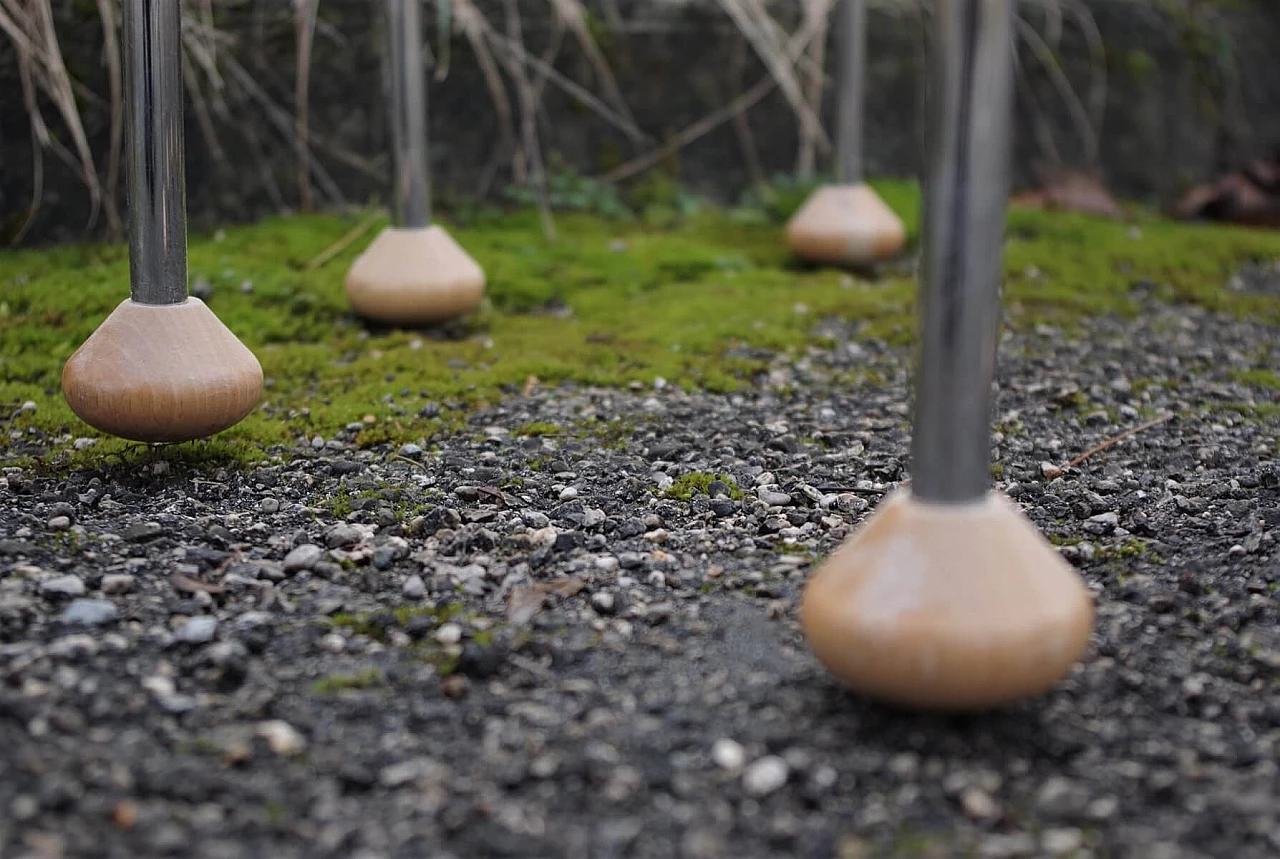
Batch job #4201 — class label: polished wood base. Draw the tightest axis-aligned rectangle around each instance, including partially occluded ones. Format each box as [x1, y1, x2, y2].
[62, 298, 264, 443]
[785, 183, 907, 267]
[344, 226, 485, 326]
[801, 490, 1094, 710]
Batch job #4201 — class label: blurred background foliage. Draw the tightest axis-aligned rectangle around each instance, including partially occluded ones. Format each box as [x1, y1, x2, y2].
[1, 0, 1278, 245]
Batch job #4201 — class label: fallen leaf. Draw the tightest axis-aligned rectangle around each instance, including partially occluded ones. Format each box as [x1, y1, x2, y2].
[170, 572, 224, 595]
[112, 800, 138, 830]
[1176, 171, 1280, 228]
[506, 577, 586, 626]
[1012, 169, 1123, 219]
[506, 586, 545, 626]
[534, 577, 586, 598]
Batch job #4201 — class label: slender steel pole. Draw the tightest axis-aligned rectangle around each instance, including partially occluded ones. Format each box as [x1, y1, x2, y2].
[124, 0, 187, 306]
[910, 0, 1015, 503]
[387, 0, 431, 228]
[836, 0, 866, 184]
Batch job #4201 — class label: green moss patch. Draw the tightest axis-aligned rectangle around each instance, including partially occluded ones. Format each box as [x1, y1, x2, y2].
[665, 471, 744, 502]
[310, 667, 387, 695]
[4, 178, 1280, 469]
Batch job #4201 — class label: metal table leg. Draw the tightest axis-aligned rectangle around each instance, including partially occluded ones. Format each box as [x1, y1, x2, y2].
[61, 0, 262, 444]
[343, 0, 486, 327]
[785, 0, 906, 269]
[798, 0, 1094, 711]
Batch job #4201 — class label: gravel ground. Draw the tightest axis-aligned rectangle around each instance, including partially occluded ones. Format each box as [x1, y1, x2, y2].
[1, 296, 1278, 859]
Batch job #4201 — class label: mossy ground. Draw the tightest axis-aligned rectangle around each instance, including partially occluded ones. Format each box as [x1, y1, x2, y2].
[4, 177, 1280, 469]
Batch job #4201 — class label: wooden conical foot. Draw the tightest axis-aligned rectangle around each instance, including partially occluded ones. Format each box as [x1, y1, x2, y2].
[344, 225, 485, 326]
[61, 298, 263, 443]
[800, 490, 1094, 710]
[785, 183, 906, 267]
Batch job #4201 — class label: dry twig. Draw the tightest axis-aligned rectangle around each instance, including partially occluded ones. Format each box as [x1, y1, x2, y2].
[305, 210, 383, 272]
[1042, 413, 1176, 480]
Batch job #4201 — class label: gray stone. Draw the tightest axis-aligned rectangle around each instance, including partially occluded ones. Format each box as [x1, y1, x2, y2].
[757, 489, 793, 507]
[175, 616, 218, 645]
[283, 544, 324, 572]
[123, 521, 163, 542]
[39, 575, 86, 598]
[325, 524, 362, 548]
[522, 511, 551, 529]
[402, 574, 426, 599]
[60, 599, 118, 626]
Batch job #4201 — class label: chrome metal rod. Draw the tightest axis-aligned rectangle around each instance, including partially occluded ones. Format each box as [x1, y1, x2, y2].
[835, 0, 866, 184]
[910, 0, 1015, 503]
[387, 0, 431, 228]
[124, 0, 187, 305]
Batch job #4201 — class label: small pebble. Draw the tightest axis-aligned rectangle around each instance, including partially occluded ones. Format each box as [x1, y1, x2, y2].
[435, 623, 463, 645]
[962, 787, 1000, 820]
[757, 489, 793, 507]
[712, 739, 746, 771]
[174, 616, 218, 645]
[60, 599, 118, 627]
[1041, 828, 1084, 855]
[39, 575, 86, 598]
[742, 756, 789, 797]
[522, 511, 551, 529]
[319, 633, 346, 654]
[100, 574, 135, 595]
[283, 544, 324, 573]
[256, 721, 306, 757]
[402, 574, 426, 599]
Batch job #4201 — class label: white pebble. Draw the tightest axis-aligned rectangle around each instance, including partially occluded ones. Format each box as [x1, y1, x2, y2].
[319, 633, 346, 654]
[711, 738, 745, 771]
[434, 623, 463, 645]
[256, 720, 306, 756]
[174, 616, 218, 645]
[1041, 828, 1084, 855]
[962, 786, 1000, 820]
[742, 756, 789, 796]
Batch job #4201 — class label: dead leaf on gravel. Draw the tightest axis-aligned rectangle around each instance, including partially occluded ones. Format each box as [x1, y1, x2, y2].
[507, 586, 546, 626]
[506, 577, 586, 626]
[1011, 169, 1124, 219]
[1174, 154, 1280, 228]
[170, 572, 224, 595]
[535, 577, 586, 598]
